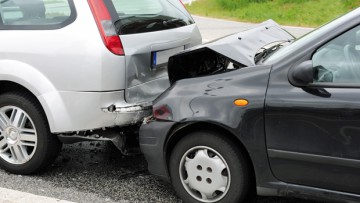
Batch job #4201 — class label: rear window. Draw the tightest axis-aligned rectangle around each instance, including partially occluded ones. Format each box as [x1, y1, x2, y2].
[0, 0, 76, 29]
[108, 0, 195, 35]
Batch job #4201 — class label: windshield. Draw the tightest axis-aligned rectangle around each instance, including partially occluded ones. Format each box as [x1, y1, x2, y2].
[265, 8, 360, 64]
[109, 0, 194, 35]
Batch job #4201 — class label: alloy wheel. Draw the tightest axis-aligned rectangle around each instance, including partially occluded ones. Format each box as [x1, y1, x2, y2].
[0, 106, 37, 165]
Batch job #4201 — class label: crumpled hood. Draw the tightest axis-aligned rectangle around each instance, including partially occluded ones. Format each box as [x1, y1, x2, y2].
[194, 19, 294, 66]
[167, 20, 295, 84]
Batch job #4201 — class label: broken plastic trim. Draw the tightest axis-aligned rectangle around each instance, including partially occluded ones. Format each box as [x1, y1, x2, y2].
[143, 115, 155, 124]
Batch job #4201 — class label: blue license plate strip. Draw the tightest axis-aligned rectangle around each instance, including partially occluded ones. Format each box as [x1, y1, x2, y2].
[151, 46, 185, 70]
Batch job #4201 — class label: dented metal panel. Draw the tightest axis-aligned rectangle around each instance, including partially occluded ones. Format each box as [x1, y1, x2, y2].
[167, 20, 294, 84]
[121, 24, 202, 104]
[176, 20, 294, 66]
[204, 20, 294, 66]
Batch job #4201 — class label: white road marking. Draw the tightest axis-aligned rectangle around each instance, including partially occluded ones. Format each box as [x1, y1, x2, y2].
[0, 187, 74, 203]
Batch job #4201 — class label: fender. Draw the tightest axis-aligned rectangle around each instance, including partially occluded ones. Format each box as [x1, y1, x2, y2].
[153, 65, 278, 188]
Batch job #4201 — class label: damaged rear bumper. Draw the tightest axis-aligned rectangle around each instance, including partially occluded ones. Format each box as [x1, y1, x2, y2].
[102, 102, 152, 127]
[38, 90, 152, 133]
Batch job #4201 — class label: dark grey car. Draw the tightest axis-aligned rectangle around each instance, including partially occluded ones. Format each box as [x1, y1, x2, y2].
[140, 7, 360, 203]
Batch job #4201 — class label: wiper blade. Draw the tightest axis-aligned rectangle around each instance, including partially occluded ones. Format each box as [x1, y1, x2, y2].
[255, 44, 281, 63]
[255, 40, 291, 63]
[114, 15, 176, 32]
[162, 18, 185, 26]
[113, 15, 147, 34]
[145, 18, 185, 28]
[113, 16, 186, 34]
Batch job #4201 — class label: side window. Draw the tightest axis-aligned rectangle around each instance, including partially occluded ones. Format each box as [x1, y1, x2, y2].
[0, 0, 74, 29]
[313, 25, 360, 83]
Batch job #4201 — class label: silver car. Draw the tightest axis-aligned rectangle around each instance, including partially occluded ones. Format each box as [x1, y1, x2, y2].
[0, 0, 201, 174]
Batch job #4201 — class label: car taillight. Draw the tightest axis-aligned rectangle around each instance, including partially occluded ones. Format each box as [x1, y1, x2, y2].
[153, 105, 173, 121]
[88, 0, 124, 55]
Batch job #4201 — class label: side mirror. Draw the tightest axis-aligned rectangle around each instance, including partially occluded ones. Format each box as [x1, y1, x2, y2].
[288, 60, 314, 87]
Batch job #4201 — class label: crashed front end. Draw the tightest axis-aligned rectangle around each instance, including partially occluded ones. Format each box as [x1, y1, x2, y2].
[168, 20, 294, 84]
[140, 19, 295, 178]
[102, 20, 294, 129]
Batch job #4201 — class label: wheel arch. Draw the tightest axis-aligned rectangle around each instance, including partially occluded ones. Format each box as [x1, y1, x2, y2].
[0, 60, 57, 96]
[0, 81, 62, 174]
[0, 81, 49, 123]
[164, 122, 256, 186]
[0, 61, 59, 132]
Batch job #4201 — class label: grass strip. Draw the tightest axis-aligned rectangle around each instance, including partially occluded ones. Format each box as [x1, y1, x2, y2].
[187, 0, 359, 27]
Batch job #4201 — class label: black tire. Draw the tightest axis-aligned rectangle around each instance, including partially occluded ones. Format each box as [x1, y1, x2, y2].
[0, 92, 62, 174]
[169, 131, 251, 203]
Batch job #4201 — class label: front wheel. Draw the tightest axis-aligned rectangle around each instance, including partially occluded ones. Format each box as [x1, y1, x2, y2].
[169, 131, 251, 203]
[0, 92, 62, 174]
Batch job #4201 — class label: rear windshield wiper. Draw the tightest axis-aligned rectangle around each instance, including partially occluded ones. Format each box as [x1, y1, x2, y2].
[162, 18, 185, 26]
[147, 18, 186, 29]
[113, 15, 144, 33]
[113, 14, 161, 31]
[113, 15, 186, 34]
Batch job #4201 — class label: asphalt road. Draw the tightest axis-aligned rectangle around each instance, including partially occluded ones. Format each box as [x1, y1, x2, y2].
[0, 141, 322, 203]
[0, 17, 319, 203]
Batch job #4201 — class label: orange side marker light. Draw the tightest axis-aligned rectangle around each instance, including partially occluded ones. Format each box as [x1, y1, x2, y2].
[234, 99, 249, 107]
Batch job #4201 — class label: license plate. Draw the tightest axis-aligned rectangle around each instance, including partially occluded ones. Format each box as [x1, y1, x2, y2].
[151, 46, 185, 70]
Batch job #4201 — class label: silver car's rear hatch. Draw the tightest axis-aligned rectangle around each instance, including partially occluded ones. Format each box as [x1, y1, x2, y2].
[108, 0, 202, 104]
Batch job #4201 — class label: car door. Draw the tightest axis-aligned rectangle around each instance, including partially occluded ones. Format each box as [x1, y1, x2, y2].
[265, 25, 360, 194]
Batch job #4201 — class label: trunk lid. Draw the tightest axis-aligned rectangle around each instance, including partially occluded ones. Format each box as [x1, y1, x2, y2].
[108, 0, 202, 104]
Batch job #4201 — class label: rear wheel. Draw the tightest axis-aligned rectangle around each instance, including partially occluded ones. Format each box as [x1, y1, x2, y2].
[0, 92, 62, 174]
[169, 131, 251, 203]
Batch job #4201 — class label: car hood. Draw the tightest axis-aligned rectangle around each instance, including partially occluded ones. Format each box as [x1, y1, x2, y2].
[168, 20, 295, 84]
[202, 19, 294, 66]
